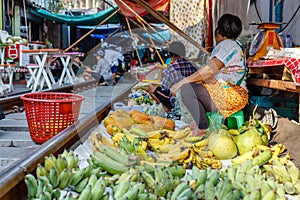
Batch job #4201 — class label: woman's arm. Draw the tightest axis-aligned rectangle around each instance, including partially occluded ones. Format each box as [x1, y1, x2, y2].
[171, 57, 223, 96]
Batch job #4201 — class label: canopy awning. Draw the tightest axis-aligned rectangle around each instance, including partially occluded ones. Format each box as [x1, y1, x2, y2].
[30, 7, 121, 26]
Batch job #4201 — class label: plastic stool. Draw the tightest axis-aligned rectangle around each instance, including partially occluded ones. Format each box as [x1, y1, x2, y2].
[227, 110, 244, 129]
[206, 110, 244, 129]
[206, 112, 223, 126]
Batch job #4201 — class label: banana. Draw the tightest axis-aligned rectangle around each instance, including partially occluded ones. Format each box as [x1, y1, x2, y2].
[43, 183, 53, 195]
[24, 173, 38, 199]
[146, 130, 161, 139]
[52, 188, 61, 199]
[204, 181, 215, 200]
[56, 154, 68, 174]
[78, 185, 92, 200]
[44, 156, 56, 172]
[184, 136, 203, 143]
[102, 145, 129, 164]
[155, 181, 167, 197]
[261, 189, 276, 200]
[91, 182, 106, 200]
[286, 160, 300, 185]
[226, 166, 236, 182]
[114, 179, 131, 198]
[154, 166, 164, 183]
[172, 127, 192, 139]
[87, 174, 98, 189]
[176, 187, 193, 199]
[39, 191, 52, 200]
[75, 177, 89, 193]
[119, 184, 140, 200]
[90, 132, 104, 152]
[272, 159, 291, 183]
[207, 169, 220, 186]
[170, 181, 189, 200]
[36, 163, 48, 179]
[35, 178, 44, 198]
[90, 152, 129, 175]
[70, 168, 85, 186]
[49, 166, 60, 188]
[231, 149, 254, 165]
[284, 181, 296, 195]
[66, 154, 76, 169]
[141, 171, 155, 190]
[168, 165, 186, 179]
[129, 126, 148, 138]
[171, 148, 190, 162]
[58, 169, 72, 190]
[252, 149, 272, 166]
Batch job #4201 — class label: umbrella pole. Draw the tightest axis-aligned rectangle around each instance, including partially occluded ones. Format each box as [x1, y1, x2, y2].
[125, 18, 143, 70]
[134, 0, 210, 56]
[136, 18, 165, 66]
[64, 9, 120, 52]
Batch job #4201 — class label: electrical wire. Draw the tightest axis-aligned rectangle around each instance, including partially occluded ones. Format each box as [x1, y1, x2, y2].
[5, 0, 12, 28]
[253, 0, 262, 22]
[279, 3, 300, 33]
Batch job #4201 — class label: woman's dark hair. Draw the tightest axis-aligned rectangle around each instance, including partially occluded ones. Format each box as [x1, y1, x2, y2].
[168, 41, 186, 57]
[215, 13, 242, 39]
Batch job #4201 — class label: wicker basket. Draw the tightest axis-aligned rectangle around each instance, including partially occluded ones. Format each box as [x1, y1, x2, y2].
[21, 92, 84, 144]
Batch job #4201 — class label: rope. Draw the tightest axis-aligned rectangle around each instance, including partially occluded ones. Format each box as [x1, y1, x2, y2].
[64, 9, 120, 52]
[136, 17, 165, 66]
[125, 17, 143, 69]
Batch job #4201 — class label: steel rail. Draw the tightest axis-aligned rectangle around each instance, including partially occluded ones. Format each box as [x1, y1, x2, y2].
[0, 80, 135, 200]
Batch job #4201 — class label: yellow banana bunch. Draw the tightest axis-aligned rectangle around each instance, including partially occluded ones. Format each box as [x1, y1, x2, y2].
[171, 127, 193, 140]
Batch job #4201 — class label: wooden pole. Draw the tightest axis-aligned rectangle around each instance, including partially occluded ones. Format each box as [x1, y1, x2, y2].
[134, 0, 210, 55]
[64, 9, 120, 52]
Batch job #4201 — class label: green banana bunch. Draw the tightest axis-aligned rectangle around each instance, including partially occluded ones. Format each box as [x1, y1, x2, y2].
[56, 154, 68, 174]
[170, 181, 189, 200]
[101, 145, 129, 164]
[44, 155, 57, 172]
[119, 136, 134, 155]
[141, 171, 155, 191]
[91, 177, 107, 200]
[24, 173, 38, 199]
[114, 179, 131, 198]
[90, 152, 129, 175]
[75, 177, 89, 193]
[36, 163, 48, 179]
[69, 168, 85, 186]
[78, 185, 92, 200]
[49, 166, 60, 188]
[58, 168, 72, 189]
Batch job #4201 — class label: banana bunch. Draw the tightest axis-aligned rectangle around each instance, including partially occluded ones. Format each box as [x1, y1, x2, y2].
[89, 132, 115, 152]
[90, 148, 134, 175]
[156, 138, 222, 169]
[25, 173, 61, 200]
[264, 159, 300, 195]
[223, 160, 299, 199]
[117, 136, 148, 160]
[232, 143, 290, 166]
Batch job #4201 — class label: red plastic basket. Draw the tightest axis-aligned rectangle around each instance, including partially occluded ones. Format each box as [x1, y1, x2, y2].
[20, 92, 84, 144]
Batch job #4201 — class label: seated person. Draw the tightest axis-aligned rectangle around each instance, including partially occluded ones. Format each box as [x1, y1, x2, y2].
[84, 50, 113, 85]
[72, 56, 85, 76]
[147, 41, 198, 112]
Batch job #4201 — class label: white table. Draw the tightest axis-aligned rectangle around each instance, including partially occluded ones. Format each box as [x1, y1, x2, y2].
[56, 52, 84, 86]
[22, 49, 64, 91]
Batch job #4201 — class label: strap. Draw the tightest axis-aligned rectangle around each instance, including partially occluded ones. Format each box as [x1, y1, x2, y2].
[235, 40, 246, 86]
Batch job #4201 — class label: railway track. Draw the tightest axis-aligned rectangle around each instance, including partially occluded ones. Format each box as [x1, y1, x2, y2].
[0, 74, 137, 199]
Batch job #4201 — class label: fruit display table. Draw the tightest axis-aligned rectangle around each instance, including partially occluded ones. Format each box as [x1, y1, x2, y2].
[247, 58, 300, 122]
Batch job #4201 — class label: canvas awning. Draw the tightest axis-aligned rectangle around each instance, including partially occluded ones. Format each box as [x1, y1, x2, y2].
[30, 7, 121, 26]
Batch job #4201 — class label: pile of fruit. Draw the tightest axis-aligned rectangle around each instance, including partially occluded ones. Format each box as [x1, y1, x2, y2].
[23, 109, 300, 199]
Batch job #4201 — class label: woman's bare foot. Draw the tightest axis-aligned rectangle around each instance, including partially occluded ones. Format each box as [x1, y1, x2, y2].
[193, 129, 207, 136]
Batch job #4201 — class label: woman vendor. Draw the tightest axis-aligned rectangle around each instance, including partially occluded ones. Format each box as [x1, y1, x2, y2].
[171, 13, 248, 136]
